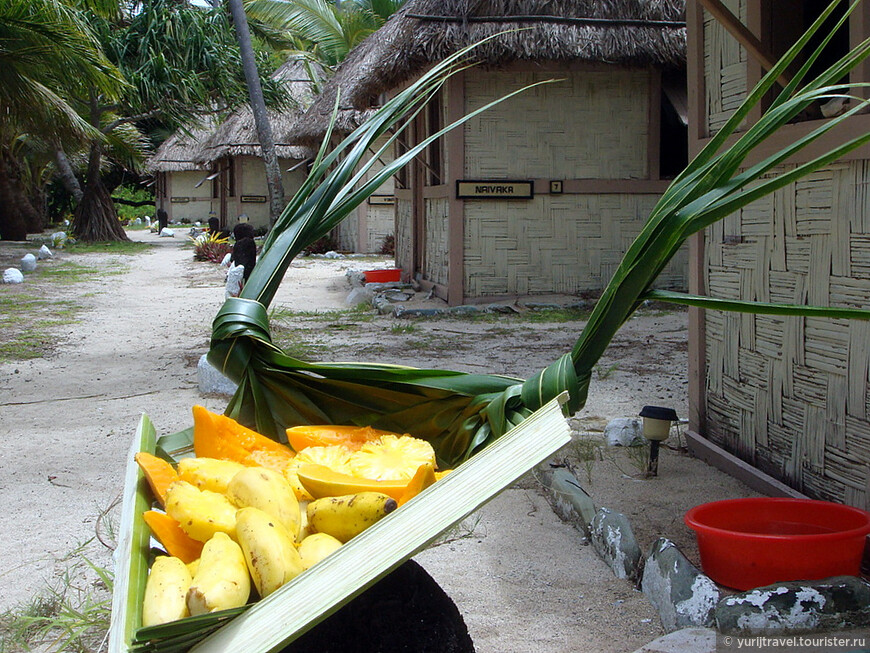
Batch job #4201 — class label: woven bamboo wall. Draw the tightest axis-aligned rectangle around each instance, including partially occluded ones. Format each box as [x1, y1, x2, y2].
[333, 135, 395, 252]
[424, 198, 449, 286]
[704, 0, 748, 135]
[464, 194, 687, 296]
[704, 161, 870, 509]
[465, 70, 650, 179]
[459, 68, 682, 296]
[395, 197, 413, 273]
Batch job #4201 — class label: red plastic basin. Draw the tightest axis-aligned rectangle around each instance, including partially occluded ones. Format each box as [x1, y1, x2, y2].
[363, 268, 401, 283]
[684, 498, 870, 590]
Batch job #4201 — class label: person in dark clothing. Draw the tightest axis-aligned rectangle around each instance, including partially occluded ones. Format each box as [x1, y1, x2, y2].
[230, 222, 257, 282]
[157, 208, 168, 231]
[208, 216, 220, 234]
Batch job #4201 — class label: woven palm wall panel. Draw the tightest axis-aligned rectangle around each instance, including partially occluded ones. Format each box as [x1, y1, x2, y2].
[464, 70, 650, 179]
[704, 0, 748, 135]
[395, 197, 413, 273]
[463, 194, 687, 296]
[704, 162, 870, 508]
[424, 197, 449, 286]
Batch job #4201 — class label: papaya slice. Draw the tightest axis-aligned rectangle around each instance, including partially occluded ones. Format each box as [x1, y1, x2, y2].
[135, 451, 178, 507]
[143, 510, 204, 564]
[398, 462, 438, 507]
[295, 464, 411, 501]
[192, 405, 295, 471]
[285, 424, 399, 453]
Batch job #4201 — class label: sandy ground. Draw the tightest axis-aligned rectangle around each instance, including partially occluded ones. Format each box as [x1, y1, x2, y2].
[0, 230, 757, 652]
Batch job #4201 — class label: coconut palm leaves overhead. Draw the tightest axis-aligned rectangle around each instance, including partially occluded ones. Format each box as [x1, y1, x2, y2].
[245, 0, 406, 78]
[209, 1, 870, 468]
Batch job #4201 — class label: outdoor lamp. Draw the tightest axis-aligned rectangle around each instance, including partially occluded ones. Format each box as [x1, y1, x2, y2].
[639, 405, 678, 476]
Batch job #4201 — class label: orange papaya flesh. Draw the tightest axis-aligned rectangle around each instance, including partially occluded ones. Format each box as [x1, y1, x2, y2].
[295, 464, 411, 501]
[134, 451, 178, 508]
[398, 462, 438, 507]
[142, 510, 204, 564]
[192, 405, 294, 469]
[285, 424, 400, 453]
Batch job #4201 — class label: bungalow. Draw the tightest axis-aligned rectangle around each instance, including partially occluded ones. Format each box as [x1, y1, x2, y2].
[194, 60, 316, 233]
[147, 124, 215, 224]
[685, 0, 870, 508]
[293, 0, 689, 303]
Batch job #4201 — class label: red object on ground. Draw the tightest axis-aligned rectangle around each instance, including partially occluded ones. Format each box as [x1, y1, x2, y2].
[364, 269, 402, 283]
[684, 497, 870, 590]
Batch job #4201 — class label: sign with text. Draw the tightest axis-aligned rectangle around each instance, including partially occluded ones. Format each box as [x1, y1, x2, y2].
[456, 180, 533, 200]
[367, 195, 395, 206]
[240, 195, 267, 203]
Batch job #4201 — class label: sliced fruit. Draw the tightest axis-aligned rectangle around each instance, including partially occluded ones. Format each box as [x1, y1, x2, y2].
[135, 452, 178, 507]
[284, 446, 354, 501]
[192, 405, 295, 471]
[397, 462, 437, 507]
[142, 510, 204, 564]
[296, 464, 411, 501]
[177, 457, 246, 494]
[285, 424, 399, 453]
[348, 435, 436, 481]
[164, 480, 237, 543]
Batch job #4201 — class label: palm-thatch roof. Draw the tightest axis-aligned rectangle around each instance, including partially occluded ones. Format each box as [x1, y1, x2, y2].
[195, 60, 317, 165]
[291, 0, 686, 145]
[145, 123, 212, 173]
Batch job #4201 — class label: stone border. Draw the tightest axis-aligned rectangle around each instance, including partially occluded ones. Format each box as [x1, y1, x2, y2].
[535, 461, 870, 637]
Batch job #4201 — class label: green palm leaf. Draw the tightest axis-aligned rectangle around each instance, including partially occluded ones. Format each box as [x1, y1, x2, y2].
[210, 2, 870, 467]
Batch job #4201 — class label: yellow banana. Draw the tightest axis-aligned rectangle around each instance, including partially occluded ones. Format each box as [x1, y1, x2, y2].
[306, 492, 398, 543]
[164, 480, 237, 542]
[297, 533, 343, 570]
[177, 457, 246, 494]
[226, 467, 300, 536]
[235, 507, 304, 598]
[186, 532, 250, 615]
[142, 556, 192, 626]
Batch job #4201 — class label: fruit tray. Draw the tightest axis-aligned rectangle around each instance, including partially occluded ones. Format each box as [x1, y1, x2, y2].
[108, 394, 570, 653]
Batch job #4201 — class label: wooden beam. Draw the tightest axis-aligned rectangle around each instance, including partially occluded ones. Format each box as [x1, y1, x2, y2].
[685, 430, 808, 498]
[697, 0, 791, 88]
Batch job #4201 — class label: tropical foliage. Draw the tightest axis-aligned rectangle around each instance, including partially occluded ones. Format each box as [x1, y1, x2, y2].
[0, 0, 124, 240]
[208, 2, 870, 469]
[246, 0, 406, 88]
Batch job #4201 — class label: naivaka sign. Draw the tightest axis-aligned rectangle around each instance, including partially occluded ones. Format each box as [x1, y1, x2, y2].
[456, 180, 533, 199]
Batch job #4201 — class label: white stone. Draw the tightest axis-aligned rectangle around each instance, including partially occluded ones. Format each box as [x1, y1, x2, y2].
[20, 253, 37, 272]
[159, 227, 175, 237]
[50, 231, 67, 248]
[345, 286, 374, 307]
[605, 417, 644, 446]
[197, 354, 238, 396]
[37, 245, 53, 260]
[225, 263, 244, 299]
[3, 268, 24, 284]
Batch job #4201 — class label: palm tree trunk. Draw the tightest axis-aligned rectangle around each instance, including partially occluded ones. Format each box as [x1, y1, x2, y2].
[227, 0, 284, 226]
[54, 146, 84, 203]
[0, 151, 39, 241]
[71, 141, 129, 242]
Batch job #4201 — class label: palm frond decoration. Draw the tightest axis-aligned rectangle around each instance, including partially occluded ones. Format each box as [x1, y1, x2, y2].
[209, 0, 870, 469]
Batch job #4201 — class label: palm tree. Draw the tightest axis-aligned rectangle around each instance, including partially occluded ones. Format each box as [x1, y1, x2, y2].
[0, 0, 124, 240]
[246, 0, 406, 84]
[64, 0, 289, 241]
[228, 0, 285, 226]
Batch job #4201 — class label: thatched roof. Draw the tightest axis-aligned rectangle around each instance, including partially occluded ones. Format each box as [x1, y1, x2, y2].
[195, 60, 317, 165]
[146, 123, 212, 173]
[292, 0, 686, 145]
